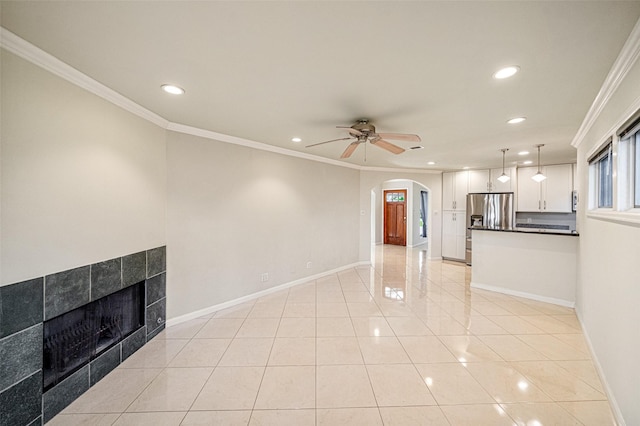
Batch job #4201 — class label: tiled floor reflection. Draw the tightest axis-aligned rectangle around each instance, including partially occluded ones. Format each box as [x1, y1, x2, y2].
[49, 245, 616, 425]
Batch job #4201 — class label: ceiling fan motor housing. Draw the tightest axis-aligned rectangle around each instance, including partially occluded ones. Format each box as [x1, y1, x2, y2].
[350, 120, 376, 138]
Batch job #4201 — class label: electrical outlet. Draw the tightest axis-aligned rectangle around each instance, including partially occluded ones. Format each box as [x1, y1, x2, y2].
[260, 273, 269, 282]
[306, 261, 312, 269]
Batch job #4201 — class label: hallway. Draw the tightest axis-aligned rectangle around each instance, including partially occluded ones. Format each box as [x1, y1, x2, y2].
[49, 245, 613, 425]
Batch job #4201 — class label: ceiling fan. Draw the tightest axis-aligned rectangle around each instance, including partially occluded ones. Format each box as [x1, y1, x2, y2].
[306, 119, 421, 159]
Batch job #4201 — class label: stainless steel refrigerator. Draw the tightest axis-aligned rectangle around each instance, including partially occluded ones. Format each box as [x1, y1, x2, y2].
[465, 192, 514, 265]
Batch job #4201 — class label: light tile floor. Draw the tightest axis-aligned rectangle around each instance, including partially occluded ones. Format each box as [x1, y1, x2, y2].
[49, 245, 616, 425]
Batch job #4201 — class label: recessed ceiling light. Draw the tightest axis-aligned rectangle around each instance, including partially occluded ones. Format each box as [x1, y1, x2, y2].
[463, 166, 470, 170]
[507, 117, 526, 124]
[161, 84, 185, 95]
[518, 151, 530, 156]
[493, 66, 520, 79]
[523, 160, 533, 165]
[291, 137, 302, 143]
[427, 161, 436, 165]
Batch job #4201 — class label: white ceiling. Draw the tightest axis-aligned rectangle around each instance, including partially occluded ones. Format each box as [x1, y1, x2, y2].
[3, 1, 640, 170]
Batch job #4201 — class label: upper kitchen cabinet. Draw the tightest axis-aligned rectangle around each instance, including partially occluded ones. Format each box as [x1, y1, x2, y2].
[544, 164, 573, 211]
[468, 170, 490, 193]
[490, 168, 515, 192]
[517, 164, 573, 212]
[442, 171, 468, 210]
[468, 168, 515, 192]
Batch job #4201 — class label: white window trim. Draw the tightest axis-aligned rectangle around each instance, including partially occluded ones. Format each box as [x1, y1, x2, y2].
[587, 209, 640, 225]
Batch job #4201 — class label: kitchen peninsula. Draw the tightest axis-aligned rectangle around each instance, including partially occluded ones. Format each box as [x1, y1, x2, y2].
[470, 227, 579, 307]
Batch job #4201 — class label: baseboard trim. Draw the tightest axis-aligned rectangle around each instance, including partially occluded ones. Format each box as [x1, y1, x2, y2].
[166, 261, 370, 327]
[470, 281, 575, 308]
[575, 311, 627, 426]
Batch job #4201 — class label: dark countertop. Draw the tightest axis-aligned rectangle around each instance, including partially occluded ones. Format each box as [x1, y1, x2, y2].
[469, 226, 579, 236]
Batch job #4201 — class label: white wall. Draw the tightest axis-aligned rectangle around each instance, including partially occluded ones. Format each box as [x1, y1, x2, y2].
[0, 50, 167, 285]
[359, 171, 442, 261]
[575, 44, 640, 425]
[166, 131, 360, 318]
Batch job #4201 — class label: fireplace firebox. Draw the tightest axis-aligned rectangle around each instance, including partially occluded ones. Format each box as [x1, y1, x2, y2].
[43, 281, 145, 391]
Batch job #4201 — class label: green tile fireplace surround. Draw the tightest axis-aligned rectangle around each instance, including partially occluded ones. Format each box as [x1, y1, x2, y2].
[0, 246, 166, 426]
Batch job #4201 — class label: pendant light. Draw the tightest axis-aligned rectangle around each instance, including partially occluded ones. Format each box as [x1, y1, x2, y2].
[497, 148, 510, 183]
[531, 144, 547, 182]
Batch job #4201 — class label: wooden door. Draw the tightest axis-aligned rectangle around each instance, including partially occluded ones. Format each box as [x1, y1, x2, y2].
[384, 190, 407, 246]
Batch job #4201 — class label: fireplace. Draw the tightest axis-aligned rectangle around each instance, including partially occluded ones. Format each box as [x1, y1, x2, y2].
[43, 281, 145, 391]
[0, 245, 166, 426]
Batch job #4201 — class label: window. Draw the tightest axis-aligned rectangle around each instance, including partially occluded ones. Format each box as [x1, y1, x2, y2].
[588, 108, 640, 223]
[588, 142, 613, 208]
[617, 109, 640, 209]
[419, 191, 428, 238]
[385, 192, 405, 202]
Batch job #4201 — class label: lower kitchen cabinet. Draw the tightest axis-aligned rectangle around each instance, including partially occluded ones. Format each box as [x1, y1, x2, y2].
[442, 210, 466, 261]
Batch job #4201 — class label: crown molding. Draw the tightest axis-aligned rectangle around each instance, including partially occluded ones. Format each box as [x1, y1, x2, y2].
[1, 26, 437, 174]
[1, 27, 170, 128]
[166, 123, 362, 170]
[571, 18, 640, 148]
[359, 166, 442, 174]
[166, 124, 442, 173]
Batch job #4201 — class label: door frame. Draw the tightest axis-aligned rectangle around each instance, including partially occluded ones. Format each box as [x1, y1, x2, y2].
[383, 189, 407, 246]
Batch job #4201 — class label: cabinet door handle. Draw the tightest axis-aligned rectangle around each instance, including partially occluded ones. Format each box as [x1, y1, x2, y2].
[544, 200, 547, 210]
[538, 200, 541, 210]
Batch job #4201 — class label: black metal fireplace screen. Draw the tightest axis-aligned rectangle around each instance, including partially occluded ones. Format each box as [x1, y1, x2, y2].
[43, 282, 144, 391]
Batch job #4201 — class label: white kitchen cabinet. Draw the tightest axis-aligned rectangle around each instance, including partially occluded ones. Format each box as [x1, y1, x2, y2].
[442, 210, 466, 260]
[517, 167, 542, 211]
[544, 164, 573, 212]
[442, 171, 469, 210]
[468, 168, 514, 193]
[490, 167, 514, 192]
[516, 164, 573, 212]
[468, 170, 490, 193]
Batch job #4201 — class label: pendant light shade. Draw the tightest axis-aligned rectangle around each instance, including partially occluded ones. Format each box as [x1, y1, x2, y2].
[497, 148, 510, 183]
[497, 173, 511, 183]
[531, 144, 547, 182]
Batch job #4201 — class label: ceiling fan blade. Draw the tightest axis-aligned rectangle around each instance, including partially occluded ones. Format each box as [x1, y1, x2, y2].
[371, 138, 405, 155]
[336, 126, 364, 136]
[306, 137, 353, 148]
[376, 132, 421, 142]
[340, 142, 360, 158]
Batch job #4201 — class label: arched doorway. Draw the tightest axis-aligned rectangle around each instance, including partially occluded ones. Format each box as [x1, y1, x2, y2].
[372, 179, 430, 249]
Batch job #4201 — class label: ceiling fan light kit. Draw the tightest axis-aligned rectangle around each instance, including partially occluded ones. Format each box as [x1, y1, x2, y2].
[306, 119, 420, 159]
